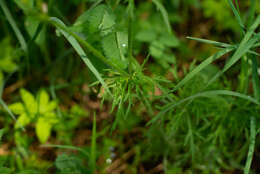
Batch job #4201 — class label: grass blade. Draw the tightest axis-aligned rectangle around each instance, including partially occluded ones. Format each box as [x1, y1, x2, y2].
[148, 90, 260, 125]
[247, 0, 256, 28]
[227, 0, 245, 30]
[243, 117, 256, 174]
[151, 0, 171, 34]
[0, 0, 27, 51]
[171, 47, 234, 92]
[49, 17, 111, 96]
[127, 0, 134, 73]
[206, 17, 260, 86]
[42, 144, 89, 157]
[223, 31, 260, 73]
[0, 79, 24, 131]
[187, 37, 260, 56]
[187, 36, 231, 48]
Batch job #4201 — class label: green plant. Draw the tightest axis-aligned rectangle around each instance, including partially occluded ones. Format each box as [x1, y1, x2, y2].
[9, 89, 58, 143]
[147, 0, 260, 173]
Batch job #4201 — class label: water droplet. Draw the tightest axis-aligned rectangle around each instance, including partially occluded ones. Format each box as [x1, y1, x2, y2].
[106, 158, 112, 164]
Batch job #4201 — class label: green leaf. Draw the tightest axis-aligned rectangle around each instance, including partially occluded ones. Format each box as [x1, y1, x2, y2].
[102, 33, 121, 60]
[0, 0, 27, 51]
[99, 8, 115, 35]
[42, 144, 89, 157]
[25, 16, 45, 45]
[159, 33, 179, 47]
[102, 32, 128, 70]
[247, 0, 256, 28]
[243, 117, 256, 174]
[171, 47, 233, 92]
[43, 112, 58, 124]
[0, 58, 17, 73]
[149, 90, 260, 124]
[227, 0, 245, 30]
[116, 31, 128, 61]
[207, 17, 260, 86]
[0, 38, 18, 73]
[20, 88, 37, 114]
[51, 17, 111, 95]
[38, 89, 50, 113]
[222, 31, 260, 73]
[15, 113, 31, 129]
[46, 101, 58, 112]
[74, 5, 106, 34]
[149, 41, 165, 58]
[151, 0, 172, 34]
[36, 117, 52, 143]
[73, 4, 115, 35]
[187, 36, 231, 48]
[8, 102, 25, 115]
[136, 30, 157, 42]
[14, 0, 34, 13]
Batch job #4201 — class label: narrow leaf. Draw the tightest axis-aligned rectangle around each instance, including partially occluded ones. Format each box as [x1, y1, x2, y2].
[227, 0, 245, 30]
[148, 90, 260, 125]
[0, 0, 27, 51]
[171, 47, 234, 92]
[50, 17, 111, 96]
[151, 0, 171, 34]
[243, 117, 256, 174]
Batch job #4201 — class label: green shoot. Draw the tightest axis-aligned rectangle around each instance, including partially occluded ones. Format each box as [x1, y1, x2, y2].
[243, 117, 256, 174]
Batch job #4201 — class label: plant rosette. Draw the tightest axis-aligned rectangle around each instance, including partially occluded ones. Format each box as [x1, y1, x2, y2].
[9, 88, 58, 143]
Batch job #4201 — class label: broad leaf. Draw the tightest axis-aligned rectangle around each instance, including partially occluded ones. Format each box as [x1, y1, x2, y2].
[15, 113, 31, 129]
[8, 102, 25, 115]
[38, 89, 50, 113]
[46, 101, 58, 113]
[36, 117, 52, 143]
[20, 88, 37, 114]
